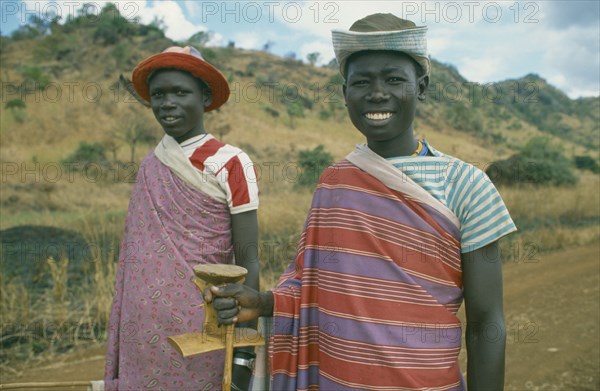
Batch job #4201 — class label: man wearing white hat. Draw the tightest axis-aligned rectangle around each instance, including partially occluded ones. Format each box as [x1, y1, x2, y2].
[208, 14, 515, 390]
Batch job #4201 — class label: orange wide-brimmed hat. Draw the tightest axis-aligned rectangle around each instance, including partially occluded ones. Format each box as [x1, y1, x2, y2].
[132, 46, 230, 112]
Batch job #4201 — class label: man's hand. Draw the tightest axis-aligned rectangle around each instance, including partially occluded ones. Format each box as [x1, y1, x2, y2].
[204, 284, 266, 325]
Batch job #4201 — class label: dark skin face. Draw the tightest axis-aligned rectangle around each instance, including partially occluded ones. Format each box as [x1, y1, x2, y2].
[148, 69, 212, 143]
[343, 51, 429, 158]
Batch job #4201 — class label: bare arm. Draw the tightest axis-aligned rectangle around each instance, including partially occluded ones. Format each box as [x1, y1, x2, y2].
[203, 209, 273, 324]
[231, 210, 259, 295]
[230, 210, 260, 327]
[462, 240, 506, 390]
[230, 210, 260, 389]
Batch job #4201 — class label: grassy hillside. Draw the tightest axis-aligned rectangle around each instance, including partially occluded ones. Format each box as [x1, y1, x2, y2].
[1, 0, 599, 276]
[1, 1, 598, 269]
[0, 3, 598, 366]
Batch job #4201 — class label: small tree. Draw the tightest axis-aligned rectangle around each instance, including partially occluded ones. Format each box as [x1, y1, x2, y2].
[307, 52, 320, 66]
[262, 41, 274, 52]
[103, 140, 119, 163]
[286, 101, 304, 129]
[116, 122, 144, 163]
[186, 31, 213, 47]
[297, 145, 334, 188]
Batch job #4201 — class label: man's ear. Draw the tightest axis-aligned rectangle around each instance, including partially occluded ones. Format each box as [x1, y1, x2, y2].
[342, 84, 347, 104]
[417, 75, 429, 102]
[203, 88, 213, 108]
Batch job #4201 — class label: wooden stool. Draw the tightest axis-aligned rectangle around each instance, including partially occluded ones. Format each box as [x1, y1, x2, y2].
[168, 264, 264, 391]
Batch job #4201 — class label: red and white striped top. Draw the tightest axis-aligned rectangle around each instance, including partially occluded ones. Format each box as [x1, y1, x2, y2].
[180, 134, 259, 214]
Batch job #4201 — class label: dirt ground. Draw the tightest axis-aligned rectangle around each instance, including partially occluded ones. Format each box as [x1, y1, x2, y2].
[501, 243, 599, 391]
[1, 243, 599, 390]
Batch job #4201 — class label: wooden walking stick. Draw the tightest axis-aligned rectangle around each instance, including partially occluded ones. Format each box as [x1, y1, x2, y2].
[168, 264, 264, 391]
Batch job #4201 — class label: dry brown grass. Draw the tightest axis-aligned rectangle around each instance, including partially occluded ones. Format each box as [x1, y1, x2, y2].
[0, 216, 119, 368]
[501, 173, 600, 225]
[496, 173, 600, 261]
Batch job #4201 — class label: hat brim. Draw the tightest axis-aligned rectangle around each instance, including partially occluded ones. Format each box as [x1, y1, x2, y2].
[332, 27, 430, 78]
[132, 52, 229, 112]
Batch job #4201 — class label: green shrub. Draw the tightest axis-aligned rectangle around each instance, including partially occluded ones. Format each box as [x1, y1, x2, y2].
[262, 105, 279, 118]
[574, 155, 600, 173]
[329, 73, 345, 86]
[486, 137, 578, 186]
[62, 142, 109, 168]
[245, 63, 257, 77]
[93, 3, 136, 45]
[446, 102, 484, 134]
[319, 108, 332, 120]
[4, 99, 26, 110]
[286, 101, 304, 129]
[138, 23, 165, 37]
[296, 145, 334, 188]
[488, 132, 507, 144]
[20, 66, 51, 90]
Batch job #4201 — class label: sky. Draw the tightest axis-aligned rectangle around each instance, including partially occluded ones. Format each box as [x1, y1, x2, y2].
[1, 0, 599, 98]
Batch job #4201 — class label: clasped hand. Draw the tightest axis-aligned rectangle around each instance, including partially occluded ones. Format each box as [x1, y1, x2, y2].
[203, 284, 262, 325]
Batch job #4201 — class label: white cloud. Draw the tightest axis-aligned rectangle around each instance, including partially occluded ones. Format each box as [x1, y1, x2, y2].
[232, 31, 261, 50]
[208, 32, 225, 47]
[427, 34, 452, 57]
[460, 57, 502, 83]
[537, 25, 600, 97]
[425, 2, 599, 98]
[136, 1, 207, 42]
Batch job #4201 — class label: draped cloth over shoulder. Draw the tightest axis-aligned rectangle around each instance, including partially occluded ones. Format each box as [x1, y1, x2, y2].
[270, 144, 466, 390]
[104, 139, 234, 390]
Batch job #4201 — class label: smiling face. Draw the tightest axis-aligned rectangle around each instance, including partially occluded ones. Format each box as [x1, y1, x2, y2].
[148, 69, 212, 143]
[343, 51, 428, 157]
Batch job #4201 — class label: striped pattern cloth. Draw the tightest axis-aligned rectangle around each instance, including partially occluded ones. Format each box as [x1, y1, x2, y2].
[271, 154, 467, 390]
[386, 141, 516, 253]
[181, 133, 259, 214]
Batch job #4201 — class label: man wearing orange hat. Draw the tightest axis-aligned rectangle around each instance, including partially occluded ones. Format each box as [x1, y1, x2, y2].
[208, 14, 515, 390]
[104, 46, 259, 391]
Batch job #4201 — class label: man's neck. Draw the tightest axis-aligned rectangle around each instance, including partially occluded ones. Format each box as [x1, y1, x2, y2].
[367, 131, 418, 158]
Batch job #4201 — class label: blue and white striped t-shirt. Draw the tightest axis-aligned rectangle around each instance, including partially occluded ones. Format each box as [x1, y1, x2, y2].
[387, 141, 517, 253]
